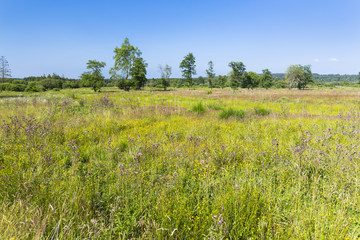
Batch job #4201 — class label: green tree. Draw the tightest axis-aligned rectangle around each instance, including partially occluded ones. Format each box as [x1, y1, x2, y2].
[243, 71, 260, 89]
[260, 69, 273, 89]
[228, 61, 246, 90]
[358, 72, 360, 84]
[81, 60, 106, 92]
[0, 56, 11, 83]
[117, 79, 133, 91]
[130, 57, 147, 90]
[197, 76, 205, 85]
[180, 53, 196, 89]
[286, 64, 313, 90]
[159, 64, 172, 91]
[301, 65, 313, 89]
[110, 38, 141, 80]
[216, 75, 227, 89]
[206, 61, 215, 89]
[273, 77, 287, 88]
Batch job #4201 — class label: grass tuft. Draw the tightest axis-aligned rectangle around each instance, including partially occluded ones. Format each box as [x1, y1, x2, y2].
[190, 102, 206, 114]
[254, 107, 270, 116]
[219, 108, 246, 119]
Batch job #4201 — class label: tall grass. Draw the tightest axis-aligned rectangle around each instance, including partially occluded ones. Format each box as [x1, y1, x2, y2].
[254, 107, 270, 116]
[219, 108, 246, 119]
[1, 88, 360, 239]
[190, 102, 206, 114]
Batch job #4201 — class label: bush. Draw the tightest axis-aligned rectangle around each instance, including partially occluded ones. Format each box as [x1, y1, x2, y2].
[0, 83, 27, 92]
[190, 102, 206, 114]
[219, 108, 246, 119]
[117, 79, 133, 91]
[254, 107, 270, 116]
[206, 90, 212, 94]
[0, 83, 10, 91]
[25, 82, 44, 92]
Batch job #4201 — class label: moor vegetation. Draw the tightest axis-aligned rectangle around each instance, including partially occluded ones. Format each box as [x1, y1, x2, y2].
[1, 88, 360, 239]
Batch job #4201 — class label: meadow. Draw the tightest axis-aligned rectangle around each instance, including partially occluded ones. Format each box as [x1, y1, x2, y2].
[1, 87, 360, 239]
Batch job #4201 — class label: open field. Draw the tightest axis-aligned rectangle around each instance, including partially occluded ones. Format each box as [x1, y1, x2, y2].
[1, 88, 360, 239]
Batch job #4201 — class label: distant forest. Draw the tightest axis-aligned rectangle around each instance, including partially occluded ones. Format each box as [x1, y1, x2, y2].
[272, 73, 359, 82]
[0, 73, 359, 92]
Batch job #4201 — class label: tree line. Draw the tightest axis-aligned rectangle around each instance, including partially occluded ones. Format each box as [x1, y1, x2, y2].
[79, 38, 314, 92]
[1, 39, 360, 92]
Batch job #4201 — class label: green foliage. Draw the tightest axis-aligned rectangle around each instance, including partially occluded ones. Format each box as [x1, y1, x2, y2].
[190, 102, 206, 114]
[273, 77, 287, 88]
[130, 57, 147, 90]
[0, 83, 26, 92]
[25, 81, 45, 92]
[243, 71, 259, 89]
[206, 90, 212, 94]
[260, 69, 273, 89]
[286, 64, 313, 90]
[228, 61, 246, 90]
[180, 53, 196, 88]
[276, 96, 290, 102]
[207, 103, 223, 110]
[216, 75, 227, 89]
[206, 61, 215, 89]
[39, 78, 63, 90]
[254, 107, 270, 116]
[2, 88, 360, 239]
[117, 79, 133, 91]
[197, 76, 205, 85]
[81, 60, 106, 92]
[110, 38, 141, 80]
[219, 108, 246, 119]
[159, 64, 172, 91]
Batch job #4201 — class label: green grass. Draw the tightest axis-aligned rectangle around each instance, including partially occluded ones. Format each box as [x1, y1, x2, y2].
[1, 87, 360, 239]
[219, 107, 246, 119]
[190, 101, 206, 114]
[254, 107, 270, 116]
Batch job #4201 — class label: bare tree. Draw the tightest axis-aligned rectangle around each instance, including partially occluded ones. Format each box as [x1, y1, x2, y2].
[0, 56, 11, 83]
[159, 64, 172, 91]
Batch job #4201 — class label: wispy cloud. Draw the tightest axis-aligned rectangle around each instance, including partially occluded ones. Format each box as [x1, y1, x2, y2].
[314, 58, 320, 62]
[329, 58, 339, 62]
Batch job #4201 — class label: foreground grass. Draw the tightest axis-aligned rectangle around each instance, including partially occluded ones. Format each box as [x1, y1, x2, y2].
[1, 88, 360, 239]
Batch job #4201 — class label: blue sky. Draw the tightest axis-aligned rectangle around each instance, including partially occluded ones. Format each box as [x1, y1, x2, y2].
[1, 0, 359, 78]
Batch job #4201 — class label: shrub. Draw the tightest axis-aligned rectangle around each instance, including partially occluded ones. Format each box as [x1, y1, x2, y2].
[0, 83, 27, 92]
[190, 102, 206, 114]
[254, 107, 270, 116]
[0, 83, 10, 91]
[25, 82, 44, 92]
[206, 90, 212, 94]
[219, 108, 246, 119]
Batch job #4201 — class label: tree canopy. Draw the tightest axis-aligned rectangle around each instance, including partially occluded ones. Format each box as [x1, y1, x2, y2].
[110, 38, 141, 80]
[228, 61, 246, 90]
[130, 57, 148, 90]
[206, 61, 215, 89]
[260, 69, 273, 89]
[286, 64, 313, 90]
[180, 53, 196, 88]
[159, 64, 172, 91]
[81, 60, 106, 92]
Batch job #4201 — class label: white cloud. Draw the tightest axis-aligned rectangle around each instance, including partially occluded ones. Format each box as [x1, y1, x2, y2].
[329, 58, 339, 62]
[314, 58, 320, 62]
